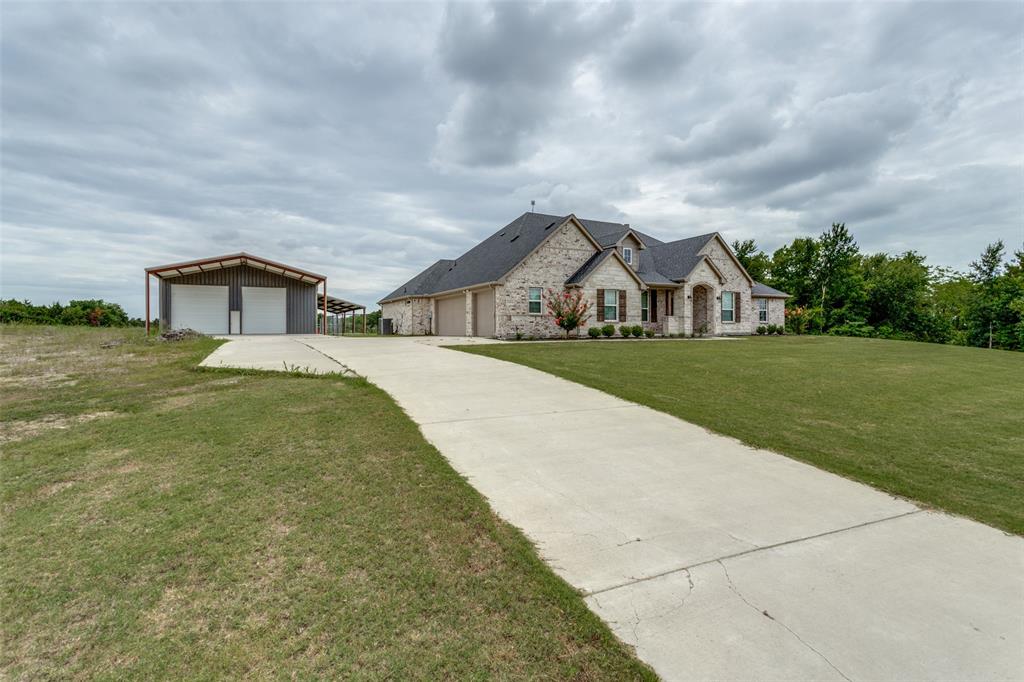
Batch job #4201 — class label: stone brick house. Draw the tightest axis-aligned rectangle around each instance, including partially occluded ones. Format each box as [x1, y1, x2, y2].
[379, 213, 788, 338]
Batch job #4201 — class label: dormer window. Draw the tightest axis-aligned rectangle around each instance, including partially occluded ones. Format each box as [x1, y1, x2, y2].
[622, 247, 633, 265]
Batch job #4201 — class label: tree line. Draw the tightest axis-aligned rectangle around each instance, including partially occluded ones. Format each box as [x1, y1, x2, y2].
[733, 224, 1024, 351]
[0, 299, 142, 327]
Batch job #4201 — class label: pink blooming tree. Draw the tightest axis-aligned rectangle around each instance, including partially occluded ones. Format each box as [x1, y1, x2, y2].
[545, 288, 593, 338]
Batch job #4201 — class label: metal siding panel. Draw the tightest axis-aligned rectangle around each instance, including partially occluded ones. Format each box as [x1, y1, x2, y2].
[157, 265, 316, 334]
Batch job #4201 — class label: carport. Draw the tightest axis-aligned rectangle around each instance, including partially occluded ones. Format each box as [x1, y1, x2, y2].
[318, 294, 368, 334]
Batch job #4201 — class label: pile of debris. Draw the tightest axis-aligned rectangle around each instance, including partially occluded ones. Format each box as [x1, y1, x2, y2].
[160, 328, 204, 342]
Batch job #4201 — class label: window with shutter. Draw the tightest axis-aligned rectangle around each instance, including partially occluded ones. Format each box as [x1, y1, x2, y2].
[641, 291, 648, 322]
[735, 292, 741, 322]
[603, 289, 619, 322]
[651, 291, 658, 322]
[619, 290, 626, 320]
[758, 298, 768, 323]
[597, 289, 605, 322]
[721, 291, 735, 322]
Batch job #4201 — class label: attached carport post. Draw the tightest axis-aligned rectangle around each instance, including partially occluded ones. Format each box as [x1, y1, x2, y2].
[145, 272, 151, 336]
[322, 279, 328, 334]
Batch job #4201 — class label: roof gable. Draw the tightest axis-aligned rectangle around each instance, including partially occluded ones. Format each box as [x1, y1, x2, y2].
[699, 233, 754, 285]
[565, 248, 646, 288]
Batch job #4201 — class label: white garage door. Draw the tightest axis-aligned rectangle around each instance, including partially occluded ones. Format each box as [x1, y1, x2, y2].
[436, 295, 465, 336]
[171, 284, 228, 334]
[242, 287, 286, 334]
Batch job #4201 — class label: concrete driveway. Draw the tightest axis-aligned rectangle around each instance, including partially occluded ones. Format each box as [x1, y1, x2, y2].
[203, 335, 1024, 681]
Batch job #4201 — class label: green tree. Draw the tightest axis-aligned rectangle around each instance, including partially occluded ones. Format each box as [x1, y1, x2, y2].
[813, 223, 865, 329]
[964, 241, 1023, 350]
[861, 251, 947, 342]
[731, 239, 771, 281]
[769, 238, 819, 307]
[930, 267, 973, 345]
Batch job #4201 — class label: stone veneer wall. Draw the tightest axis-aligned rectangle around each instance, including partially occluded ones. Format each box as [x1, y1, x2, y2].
[494, 221, 598, 338]
[578, 256, 643, 333]
[381, 298, 432, 335]
[697, 238, 755, 335]
[751, 297, 786, 328]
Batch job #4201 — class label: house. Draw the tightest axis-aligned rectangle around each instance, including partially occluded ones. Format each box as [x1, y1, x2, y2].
[379, 213, 789, 338]
[144, 252, 357, 335]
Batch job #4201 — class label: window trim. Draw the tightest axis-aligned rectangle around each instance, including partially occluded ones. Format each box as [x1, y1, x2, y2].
[528, 287, 543, 315]
[721, 291, 735, 323]
[757, 298, 768, 323]
[622, 247, 633, 265]
[603, 288, 619, 323]
[641, 290, 648, 322]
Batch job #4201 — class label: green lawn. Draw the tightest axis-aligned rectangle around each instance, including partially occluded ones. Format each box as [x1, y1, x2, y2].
[457, 336, 1024, 535]
[0, 326, 653, 680]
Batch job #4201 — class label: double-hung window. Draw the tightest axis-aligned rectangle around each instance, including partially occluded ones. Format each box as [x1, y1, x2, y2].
[641, 291, 649, 322]
[604, 289, 619, 322]
[721, 291, 735, 322]
[757, 298, 768, 323]
[622, 247, 633, 265]
[528, 287, 542, 314]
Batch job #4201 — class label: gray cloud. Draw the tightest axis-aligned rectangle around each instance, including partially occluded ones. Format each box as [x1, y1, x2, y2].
[1, 1, 1021, 317]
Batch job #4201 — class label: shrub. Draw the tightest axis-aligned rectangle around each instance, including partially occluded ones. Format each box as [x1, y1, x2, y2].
[601, 324, 615, 337]
[756, 325, 767, 335]
[828, 321, 875, 338]
[766, 324, 777, 335]
[644, 329, 655, 338]
[775, 325, 784, 335]
[587, 326, 601, 338]
[619, 325, 631, 337]
[631, 325, 643, 337]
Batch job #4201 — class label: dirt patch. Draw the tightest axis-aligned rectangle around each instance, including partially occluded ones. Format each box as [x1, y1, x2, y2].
[38, 480, 78, 498]
[0, 411, 117, 445]
[155, 394, 201, 412]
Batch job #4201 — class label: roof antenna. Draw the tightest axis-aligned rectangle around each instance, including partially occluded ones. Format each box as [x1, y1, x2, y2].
[530, 200, 535, 213]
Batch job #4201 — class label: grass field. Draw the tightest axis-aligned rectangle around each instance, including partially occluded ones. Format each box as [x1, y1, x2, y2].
[0, 326, 653, 679]
[457, 336, 1024, 535]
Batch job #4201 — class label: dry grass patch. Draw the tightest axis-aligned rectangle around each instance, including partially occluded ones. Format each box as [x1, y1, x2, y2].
[1, 325, 653, 680]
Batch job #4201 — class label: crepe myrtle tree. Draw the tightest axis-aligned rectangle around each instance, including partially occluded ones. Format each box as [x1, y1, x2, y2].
[545, 288, 593, 338]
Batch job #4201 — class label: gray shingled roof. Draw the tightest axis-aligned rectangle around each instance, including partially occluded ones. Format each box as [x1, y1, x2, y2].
[380, 258, 454, 301]
[641, 234, 717, 282]
[380, 212, 784, 303]
[751, 281, 790, 297]
[380, 213, 576, 302]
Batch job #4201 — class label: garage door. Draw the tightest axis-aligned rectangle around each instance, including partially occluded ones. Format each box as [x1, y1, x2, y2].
[435, 295, 465, 336]
[473, 289, 495, 337]
[242, 287, 286, 334]
[171, 284, 228, 334]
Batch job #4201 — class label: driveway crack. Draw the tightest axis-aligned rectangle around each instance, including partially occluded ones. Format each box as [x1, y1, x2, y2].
[294, 340, 358, 376]
[718, 560, 852, 682]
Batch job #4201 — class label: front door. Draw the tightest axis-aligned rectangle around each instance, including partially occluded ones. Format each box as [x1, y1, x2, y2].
[692, 285, 709, 334]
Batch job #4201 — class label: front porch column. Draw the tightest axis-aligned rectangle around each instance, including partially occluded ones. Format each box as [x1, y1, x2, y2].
[682, 284, 693, 336]
[464, 290, 473, 336]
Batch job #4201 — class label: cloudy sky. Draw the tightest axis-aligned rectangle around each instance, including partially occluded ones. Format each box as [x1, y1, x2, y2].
[2, 1, 1022, 317]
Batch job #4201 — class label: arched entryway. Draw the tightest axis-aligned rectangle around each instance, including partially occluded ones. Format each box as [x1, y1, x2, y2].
[691, 284, 713, 335]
